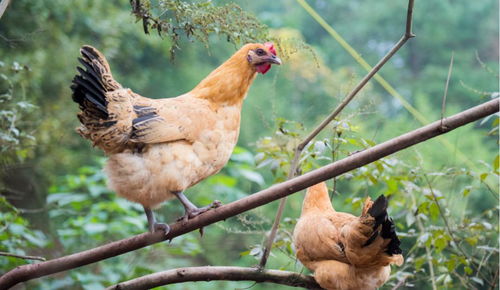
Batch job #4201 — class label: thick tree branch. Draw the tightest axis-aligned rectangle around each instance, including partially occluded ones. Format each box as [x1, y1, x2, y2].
[0, 98, 497, 289]
[106, 266, 320, 290]
[259, 0, 416, 268]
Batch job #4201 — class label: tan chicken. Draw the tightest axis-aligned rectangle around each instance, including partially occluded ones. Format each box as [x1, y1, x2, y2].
[293, 182, 403, 290]
[71, 43, 281, 234]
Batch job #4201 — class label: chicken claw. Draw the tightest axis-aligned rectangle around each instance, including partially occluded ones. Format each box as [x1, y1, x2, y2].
[175, 195, 222, 223]
[144, 206, 170, 236]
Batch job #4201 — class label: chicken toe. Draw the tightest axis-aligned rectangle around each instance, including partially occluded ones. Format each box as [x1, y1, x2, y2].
[153, 222, 170, 236]
[144, 206, 170, 235]
[173, 191, 221, 222]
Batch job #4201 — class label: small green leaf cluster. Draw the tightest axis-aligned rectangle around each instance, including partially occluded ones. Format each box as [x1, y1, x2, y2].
[130, 0, 269, 57]
[0, 197, 47, 271]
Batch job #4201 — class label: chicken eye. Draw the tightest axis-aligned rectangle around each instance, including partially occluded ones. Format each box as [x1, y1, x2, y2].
[255, 48, 266, 56]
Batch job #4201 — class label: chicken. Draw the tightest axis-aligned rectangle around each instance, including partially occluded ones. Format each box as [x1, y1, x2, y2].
[70, 43, 281, 234]
[293, 182, 403, 290]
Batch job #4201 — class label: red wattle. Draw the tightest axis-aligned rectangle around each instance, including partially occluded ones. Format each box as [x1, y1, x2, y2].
[256, 63, 271, 74]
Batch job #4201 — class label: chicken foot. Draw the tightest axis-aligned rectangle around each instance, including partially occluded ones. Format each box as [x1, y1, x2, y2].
[173, 191, 222, 222]
[143, 206, 170, 235]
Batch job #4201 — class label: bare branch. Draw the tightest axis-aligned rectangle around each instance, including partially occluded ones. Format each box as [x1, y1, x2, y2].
[0, 98, 497, 289]
[0, 252, 46, 262]
[106, 266, 320, 290]
[259, 0, 416, 268]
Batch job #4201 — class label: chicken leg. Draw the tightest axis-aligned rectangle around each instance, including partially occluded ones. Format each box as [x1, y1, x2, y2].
[173, 191, 221, 222]
[143, 206, 170, 235]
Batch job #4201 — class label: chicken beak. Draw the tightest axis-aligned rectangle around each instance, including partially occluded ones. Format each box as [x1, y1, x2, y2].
[267, 54, 282, 65]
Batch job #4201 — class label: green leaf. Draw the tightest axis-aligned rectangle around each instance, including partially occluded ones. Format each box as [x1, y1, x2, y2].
[208, 174, 237, 187]
[418, 232, 430, 244]
[443, 274, 452, 285]
[445, 258, 457, 272]
[415, 256, 426, 271]
[418, 201, 429, 214]
[249, 246, 262, 257]
[386, 178, 398, 193]
[47, 193, 87, 206]
[83, 223, 107, 235]
[239, 169, 264, 186]
[465, 236, 479, 246]
[434, 235, 449, 253]
[367, 174, 378, 185]
[429, 202, 440, 221]
[462, 186, 472, 197]
[405, 211, 416, 226]
[231, 146, 254, 164]
[471, 277, 484, 286]
[24, 231, 47, 247]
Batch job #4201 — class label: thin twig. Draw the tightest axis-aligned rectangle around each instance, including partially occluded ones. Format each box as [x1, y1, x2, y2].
[0, 251, 46, 262]
[475, 50, 499, 78]
[440, 52, 454, 130]
[259, 0, 416, 268]
[391, 274, 410, 290]
[452, 271, 477, 290]
[0, 98, 497, 289]
[489, 268, 499, 290]
[106, 266, 321, 290]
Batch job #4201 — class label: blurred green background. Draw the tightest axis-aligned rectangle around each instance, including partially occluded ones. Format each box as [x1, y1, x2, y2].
[0, 0, 498, 289]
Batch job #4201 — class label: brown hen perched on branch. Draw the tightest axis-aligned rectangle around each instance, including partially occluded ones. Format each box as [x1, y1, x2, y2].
[293, 182, 403, 290]
[71, 43, 281, 234]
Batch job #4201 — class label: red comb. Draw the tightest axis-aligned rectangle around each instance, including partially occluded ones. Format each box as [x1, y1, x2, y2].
[264, 42, 276, 56]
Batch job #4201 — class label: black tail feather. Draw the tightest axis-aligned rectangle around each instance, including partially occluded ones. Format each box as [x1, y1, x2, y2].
[363, 195, 402, 255]
[76, 66, 105, 92]
[80, 46, 101, 64]
[382, 217, 402, 255]
[72, 76, 105, 106]
[367, 195, 389, 227]
[71, 47, 110, 120]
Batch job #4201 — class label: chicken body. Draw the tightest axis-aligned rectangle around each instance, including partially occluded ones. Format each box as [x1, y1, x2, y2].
[104, 95, 241, 209]
[293, 182, 403, 290]
[71, 43, 281, 232]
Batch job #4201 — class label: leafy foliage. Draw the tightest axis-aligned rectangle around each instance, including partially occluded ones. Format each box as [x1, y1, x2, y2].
[254, 110, 499, 289]
[0, 61, 36, 163]
[0, 197, 47, 272]
[130, 0, 269, 56]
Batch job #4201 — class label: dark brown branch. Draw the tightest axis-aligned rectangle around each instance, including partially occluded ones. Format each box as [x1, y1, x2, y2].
[259, 0, 416, 268]
[0, 98, 497, 289]
[0, 252, 46, 262]
[106, 266, 321, 290]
